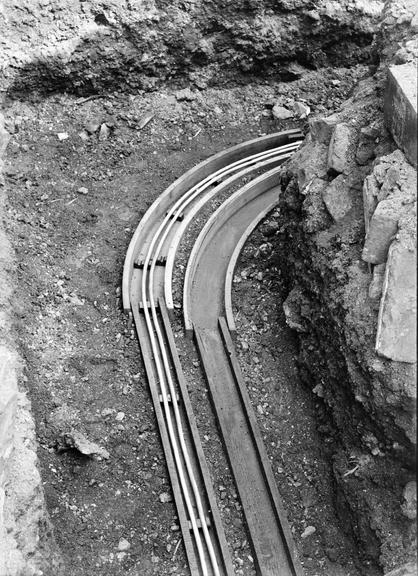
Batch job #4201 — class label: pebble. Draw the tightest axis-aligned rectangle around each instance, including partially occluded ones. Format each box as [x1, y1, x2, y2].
[175, 88, 196, 101]
[159, 491, 173, 503]
[99, 123, 110, 141]
[85, 120, 100, 134]
[77, 187, 89, 195]
[115, 411, 125, 421]
[241, 341, 249, 351]
[57, 132, 69, 140]
[301, 525, 316, 538]
[118, 538, 131, 551]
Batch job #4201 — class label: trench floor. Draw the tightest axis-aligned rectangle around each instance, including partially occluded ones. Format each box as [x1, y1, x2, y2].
[3, 65, 379, 576]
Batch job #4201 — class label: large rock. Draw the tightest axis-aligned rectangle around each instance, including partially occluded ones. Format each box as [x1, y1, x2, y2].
[327, 123, 356, 174]
[362, 197, 402, 264]
[376, 212, 417, 363]
[322, 174, 353, 222]
[384, 64, 417, 167]
[290, 138, 328, 190]
[309, 114, 338, 145]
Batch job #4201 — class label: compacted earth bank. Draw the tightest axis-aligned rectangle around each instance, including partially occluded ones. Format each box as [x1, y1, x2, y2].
[0, 1, 416, 576]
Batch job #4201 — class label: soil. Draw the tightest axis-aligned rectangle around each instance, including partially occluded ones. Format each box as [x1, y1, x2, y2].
[1, 0, 382, 96]
[2, 65, 384, 575]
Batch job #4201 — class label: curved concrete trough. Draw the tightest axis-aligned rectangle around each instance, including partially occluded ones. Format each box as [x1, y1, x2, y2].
[122, 130, 302, 311]
[123, 130, 303, 576]
[183, 166, 283, 333]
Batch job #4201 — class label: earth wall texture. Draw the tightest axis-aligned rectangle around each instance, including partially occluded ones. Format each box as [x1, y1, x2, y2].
[0, 0, 383, 95]
[274, 0, 417, 572]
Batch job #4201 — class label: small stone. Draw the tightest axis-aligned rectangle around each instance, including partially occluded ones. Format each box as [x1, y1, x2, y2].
[77, 187, 89, 195]
[101, 408, 114, 417]
[170, 524, 180, 531]
[57, 132, 69, 141]
[118, 538, 131, 551]
[159, 492, 173, 503]
[301, 526, 316, 538]
[84, 120, 100, 134]
[175, 88, 196, 101]
[241, 341, 249, 351]
[99, 123, 110, 141]
[312, 384, 324, 397]
[272, 104, 293, 121]
[137, 112, 154, 129]
[115, 412, 125, 421]
[59, 430, 110, 460]
[78, 131, 89, 141]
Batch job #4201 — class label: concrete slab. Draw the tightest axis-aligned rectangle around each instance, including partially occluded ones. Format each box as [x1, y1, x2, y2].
[384, 64, 417, 167]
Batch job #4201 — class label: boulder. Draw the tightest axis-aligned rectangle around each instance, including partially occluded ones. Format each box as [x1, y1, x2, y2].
[322, 174, 353, 222]
[292, 139, 328, 190]
[362, 198, 402, 264]
[376, 227, 416, 363]
[327, 123, 356, 174]
[309, 114, 338, 145]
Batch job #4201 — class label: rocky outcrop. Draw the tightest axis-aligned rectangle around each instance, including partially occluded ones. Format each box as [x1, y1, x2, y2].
[0, 0, 383, 95]
[269, 2, 417, 572]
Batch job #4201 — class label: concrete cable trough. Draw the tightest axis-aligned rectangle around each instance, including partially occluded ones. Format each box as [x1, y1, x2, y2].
[123, 130, 304, 576]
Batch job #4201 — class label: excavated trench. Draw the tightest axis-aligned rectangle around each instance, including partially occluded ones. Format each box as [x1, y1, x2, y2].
[1, 1, 416, 575]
